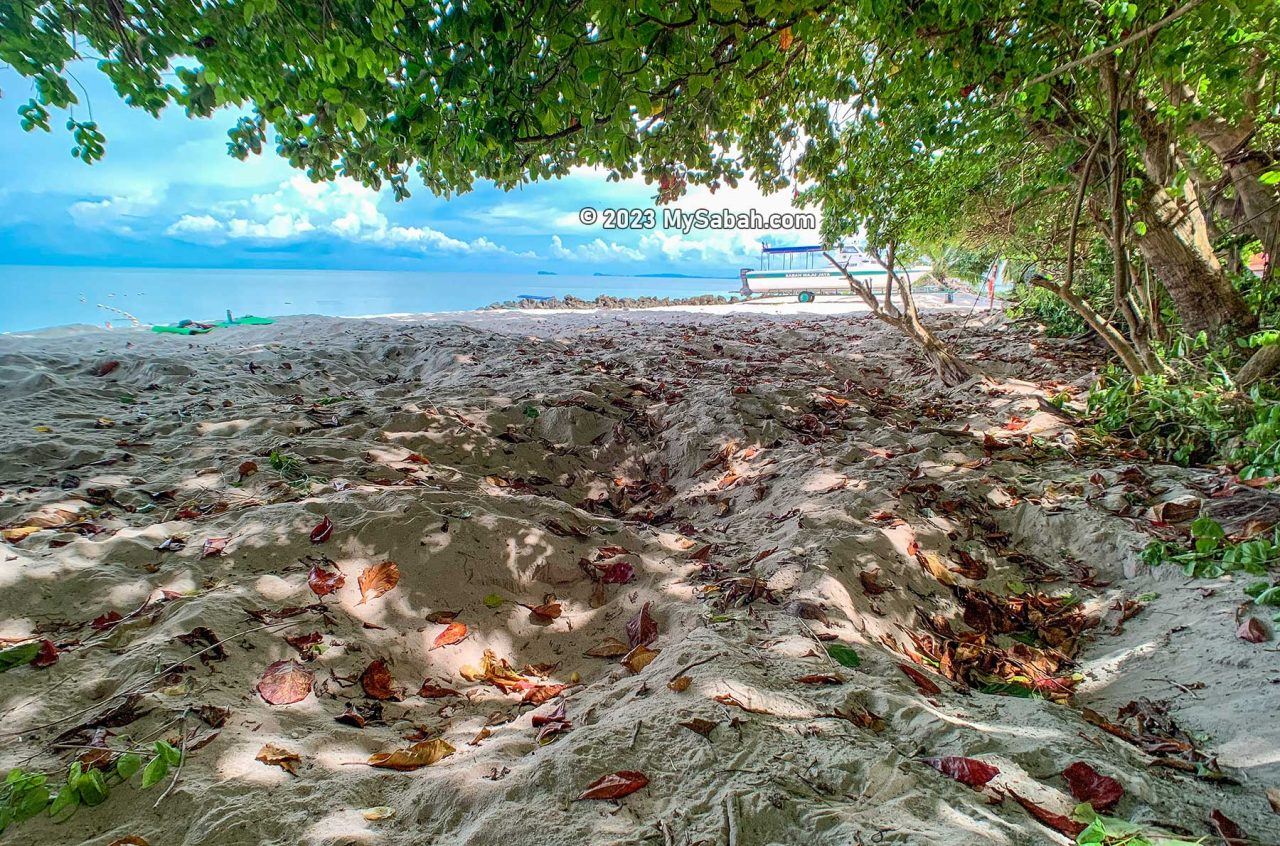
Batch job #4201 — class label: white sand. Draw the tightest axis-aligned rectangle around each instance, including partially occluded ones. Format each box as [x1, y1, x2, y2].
[0, 306, 1276, 846]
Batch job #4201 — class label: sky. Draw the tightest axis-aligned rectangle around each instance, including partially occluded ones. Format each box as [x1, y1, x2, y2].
[0, 61, 821, 277]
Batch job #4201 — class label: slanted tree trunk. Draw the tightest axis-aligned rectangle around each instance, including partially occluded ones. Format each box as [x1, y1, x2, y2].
[1236, 344, 1280, 388]
[1131, 175, 1257, 336]
[1170, 61, 1280, 266]
[824, 248, 972, 386]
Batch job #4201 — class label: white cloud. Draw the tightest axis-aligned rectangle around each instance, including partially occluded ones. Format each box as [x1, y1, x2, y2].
[166, 214, 226, 244]
[152, 175, 533, 257]
[549, 235, 646, 262]
[68, 191, 163, 236]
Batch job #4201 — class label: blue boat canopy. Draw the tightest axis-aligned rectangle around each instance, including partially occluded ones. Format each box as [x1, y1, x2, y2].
[761, 244, 825, 255]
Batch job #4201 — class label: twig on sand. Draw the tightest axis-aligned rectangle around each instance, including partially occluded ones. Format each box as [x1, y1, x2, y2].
[667, 651, 724, 684]
[155, 709, 188, 807]
[630, 718, 643, 749]
[723, 793, 739, 846]
[1, 620, 302, 738]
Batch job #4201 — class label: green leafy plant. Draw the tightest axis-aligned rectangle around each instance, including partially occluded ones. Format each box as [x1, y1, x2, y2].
[1072, 802, 1203, 845]
[1141, 517, 1278, 578]
[0, 740, 182, 834]
[268, 450, 308, 484]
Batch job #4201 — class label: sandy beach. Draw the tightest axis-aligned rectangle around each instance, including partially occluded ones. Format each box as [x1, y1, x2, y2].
[1, 306, 1276, 846]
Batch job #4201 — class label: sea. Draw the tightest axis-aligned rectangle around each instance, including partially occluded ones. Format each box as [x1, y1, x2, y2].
[0, 266, 738, 333]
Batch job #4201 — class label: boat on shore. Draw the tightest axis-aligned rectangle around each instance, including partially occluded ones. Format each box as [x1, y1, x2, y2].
[739, 244, 931, 302]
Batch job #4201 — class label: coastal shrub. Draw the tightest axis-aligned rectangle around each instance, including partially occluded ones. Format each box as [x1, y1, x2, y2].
[0, 740, 181, 833]
[1088, 332, 1280, 478]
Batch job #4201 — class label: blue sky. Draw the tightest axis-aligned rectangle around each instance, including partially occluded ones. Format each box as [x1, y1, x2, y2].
[0, 61, 820, 277]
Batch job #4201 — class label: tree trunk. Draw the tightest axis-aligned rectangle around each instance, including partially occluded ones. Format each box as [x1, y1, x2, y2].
[1236, 344, 1280, 389]
[824, 250, 973, 386]
[1131, 176, 1256, 336]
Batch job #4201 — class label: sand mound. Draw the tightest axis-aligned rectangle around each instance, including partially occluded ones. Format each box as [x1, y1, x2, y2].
[0, 311, 1275, 845]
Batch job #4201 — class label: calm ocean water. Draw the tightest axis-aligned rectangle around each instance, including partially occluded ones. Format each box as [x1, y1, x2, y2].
[0, 266, 738, 333]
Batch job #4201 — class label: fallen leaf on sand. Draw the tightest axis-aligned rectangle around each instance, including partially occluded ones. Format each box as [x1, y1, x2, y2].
[462, 649, 532, 693]
[432, 622, 468, 649]
[622, 644, 659, 673]
[94, 360, 120, 377]
[668, 676, 692, 692]
[360, 659, 403, 701]
[284, 631, 323, 655]
[1267, 787, 1280, 814]
[1209, 809, 1250, 846]
[521, 684, 568, 705]
[899, 663, 942, 695]
[526, 599, 562, 621]
[368, 738, 455, 771]
[237, 460, 258, 479]
[358, 561, 400, 604]
[361, 806, 395, 821]
[626, 602, 658, 648]
[1062, 761, 1123, 811]
[680, 718, 718, 737]
[201, 537, 229, 558]
[257, 660, 315, 705]
[922, 756, 999, 788]
[575, 771, 649, 801]
[417, 682, 461, 699]
[1006, 790, 1085, 836]
[859, 570, 893, 595]
[1237, 617, 1269, 643]
[308, 564, 345, 597]
[794, 673, 845, 685]
[1, 526, 40, 542]
[309, 516, 334, 543]
[468, 727, 491, 746]
[585, 637, 631, 658]
[108, 837, 150, 846]
[255, 743, 302, 775]
[90, 611, 123, 630]
[825, 643, 861, 668]
[32, 639, 59, 668]
[599, 560, 635, 584]
[425, 609, 460, 624]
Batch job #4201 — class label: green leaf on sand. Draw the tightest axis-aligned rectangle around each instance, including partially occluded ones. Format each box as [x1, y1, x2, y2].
[825, 643, 861, 668]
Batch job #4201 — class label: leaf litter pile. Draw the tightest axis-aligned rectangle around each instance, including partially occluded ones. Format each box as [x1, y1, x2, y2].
[0, 312, 1276, 845]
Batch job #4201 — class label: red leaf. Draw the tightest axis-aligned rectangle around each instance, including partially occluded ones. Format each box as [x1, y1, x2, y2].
[90, 611, 123, 630]
[307, 564, 345, 597]
[360, 659, 403, 701]
[922, 756, 999, 788]
[257, 660, 315, 705]
[1209, 809, 1250, 846]
[794, 674, 845, 685]
[32, 640, 59, 668]
[431, 622, 468, 650]
[94, 360, 120, 377]
[600, 560, 635, 584]
[1237, 617, 1269, 643]
[238, 460, 258, 479]
[201, 537, 229, 558]
[285, 631, 324, 655]
[626, 602, 658, 648]
[1062, 761, 1123, 811]
[899, 663, 942, 696]
[309, 516, 334, 544]
[1007, 790, 1086, 836]
[531, 702, 567, 727]
[575, 770, 649, 801]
